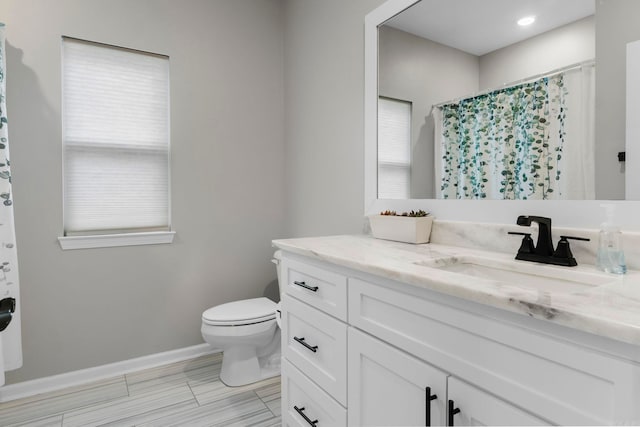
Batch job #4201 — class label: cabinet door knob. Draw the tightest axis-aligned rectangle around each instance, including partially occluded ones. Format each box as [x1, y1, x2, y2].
[294, 336, 318, 353]
[448, 400, 461, 426]
[294, 405, 319, 426]
[425, 386, 438, 426]
[293, 280, 319, 292]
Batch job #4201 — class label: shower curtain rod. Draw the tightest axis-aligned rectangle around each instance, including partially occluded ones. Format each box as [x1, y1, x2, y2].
[431, 59, 595, 111]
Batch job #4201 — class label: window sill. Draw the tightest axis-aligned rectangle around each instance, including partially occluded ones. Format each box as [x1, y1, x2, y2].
[58, 231, 175, 250]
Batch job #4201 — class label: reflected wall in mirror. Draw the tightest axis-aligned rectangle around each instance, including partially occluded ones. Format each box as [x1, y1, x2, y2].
[377, 0, 640, 201]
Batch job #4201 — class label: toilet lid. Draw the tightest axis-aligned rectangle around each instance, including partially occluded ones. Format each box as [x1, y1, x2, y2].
[202, 297, 276, 325]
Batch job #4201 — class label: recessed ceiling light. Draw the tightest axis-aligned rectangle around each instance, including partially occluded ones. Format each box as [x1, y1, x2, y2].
[517, 16, 536, 26]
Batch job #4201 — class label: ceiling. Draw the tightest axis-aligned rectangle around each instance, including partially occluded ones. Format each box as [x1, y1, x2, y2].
[384, 0, 595, 56]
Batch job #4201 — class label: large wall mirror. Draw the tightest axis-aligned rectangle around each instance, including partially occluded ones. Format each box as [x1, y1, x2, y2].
[370, 0, 640, 203]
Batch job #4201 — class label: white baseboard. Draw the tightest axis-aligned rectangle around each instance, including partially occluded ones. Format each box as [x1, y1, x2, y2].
[0, 343, 219, 403]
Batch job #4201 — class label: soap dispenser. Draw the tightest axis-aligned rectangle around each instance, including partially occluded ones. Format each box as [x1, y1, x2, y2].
[596, 204, 627, 274]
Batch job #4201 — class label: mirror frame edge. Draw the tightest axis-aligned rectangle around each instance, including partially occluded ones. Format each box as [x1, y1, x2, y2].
[364, 0, 420, 215]
[364, 0, 640, 230]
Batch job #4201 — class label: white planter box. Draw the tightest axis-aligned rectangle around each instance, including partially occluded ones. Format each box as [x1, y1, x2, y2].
[368, 215, 433, 244]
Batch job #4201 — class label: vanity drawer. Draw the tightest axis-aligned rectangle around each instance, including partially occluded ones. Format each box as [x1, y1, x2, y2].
[282, 294, 347, 405]
[282, 359, 346, 427]
[283, 256, 347, 321]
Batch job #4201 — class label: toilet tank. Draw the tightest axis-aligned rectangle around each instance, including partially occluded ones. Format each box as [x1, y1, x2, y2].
[272, 250, 283, 297]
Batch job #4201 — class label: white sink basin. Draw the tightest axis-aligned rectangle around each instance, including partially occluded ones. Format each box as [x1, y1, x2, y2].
[415, 256, 617, 294]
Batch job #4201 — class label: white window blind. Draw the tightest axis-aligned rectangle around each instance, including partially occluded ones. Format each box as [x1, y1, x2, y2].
[378, 97, 411, 199]
[62, 37, 170, 235]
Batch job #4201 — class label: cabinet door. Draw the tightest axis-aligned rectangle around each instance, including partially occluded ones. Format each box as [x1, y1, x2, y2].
[348, 328, 447, 426]
[447, 377, 548, 426]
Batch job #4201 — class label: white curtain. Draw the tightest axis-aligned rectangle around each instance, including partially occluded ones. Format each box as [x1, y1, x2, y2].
[559, 64, 596, 199]
[434, 108, 444, 199]
[0, 23, 22, 385]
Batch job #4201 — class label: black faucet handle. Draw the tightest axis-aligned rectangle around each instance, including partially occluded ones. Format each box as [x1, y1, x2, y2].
[552, 236, 589, 267]
[560, 235, 590, 242]
[508, 231, 535, 255]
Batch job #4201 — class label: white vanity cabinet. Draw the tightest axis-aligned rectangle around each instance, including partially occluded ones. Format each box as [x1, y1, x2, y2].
[279, 251, 640, 426]
[280, 256, 349, 427]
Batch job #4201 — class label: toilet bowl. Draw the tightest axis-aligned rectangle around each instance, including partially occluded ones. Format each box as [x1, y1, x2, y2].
[201, 252, 283, 386]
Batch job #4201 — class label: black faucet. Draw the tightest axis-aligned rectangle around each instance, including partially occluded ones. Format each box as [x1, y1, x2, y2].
[516, 215, 554, 256]
[508, 215, 589, 267]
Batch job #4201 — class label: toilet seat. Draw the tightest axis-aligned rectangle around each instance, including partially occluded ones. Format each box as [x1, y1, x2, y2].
[202, 297, 276, 326]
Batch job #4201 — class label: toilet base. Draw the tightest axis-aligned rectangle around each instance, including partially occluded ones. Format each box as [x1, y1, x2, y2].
[219, 346, 281, 387]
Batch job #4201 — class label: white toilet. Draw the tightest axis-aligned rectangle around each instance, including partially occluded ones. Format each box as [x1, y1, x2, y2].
[201, 251, 282, 387]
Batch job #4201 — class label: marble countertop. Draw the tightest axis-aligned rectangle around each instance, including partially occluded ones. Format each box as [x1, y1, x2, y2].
[272, 234, 640, 346]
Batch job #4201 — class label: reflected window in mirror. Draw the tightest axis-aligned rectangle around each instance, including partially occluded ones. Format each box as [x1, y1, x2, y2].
[378, 96, 412, 199]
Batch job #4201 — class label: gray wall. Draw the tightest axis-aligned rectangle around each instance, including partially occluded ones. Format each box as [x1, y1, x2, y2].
[283, 0, 386, 237]
[480, 16, 594, 89]
[595, 0, 640, 200]
[2, 0, 285, 384]
[378, 26, 478, 199]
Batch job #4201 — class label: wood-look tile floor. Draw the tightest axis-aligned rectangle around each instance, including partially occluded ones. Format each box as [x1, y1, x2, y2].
[0, 353, 281, 427]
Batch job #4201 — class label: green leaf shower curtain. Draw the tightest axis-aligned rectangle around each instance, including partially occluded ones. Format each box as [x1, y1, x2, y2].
[434, 68, 595, 200]
[0, 23, 22, 385]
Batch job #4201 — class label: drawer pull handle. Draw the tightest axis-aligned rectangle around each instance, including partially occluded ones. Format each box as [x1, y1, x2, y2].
[294, 336, 318, 353]
[294, 405, 318, 426]
[293, 281, 319, 292]
[448, 400, 461, 426]
[425, 386, 437, 426]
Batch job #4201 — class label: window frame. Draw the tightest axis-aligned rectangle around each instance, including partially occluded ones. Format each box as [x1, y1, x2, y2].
[377, 96, 412, 199]
[57, 36, 174, 250]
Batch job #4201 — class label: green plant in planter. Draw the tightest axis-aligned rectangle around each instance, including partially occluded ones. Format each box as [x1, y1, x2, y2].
[405, 210, 429, 217]
[380, 209, 429, 217]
